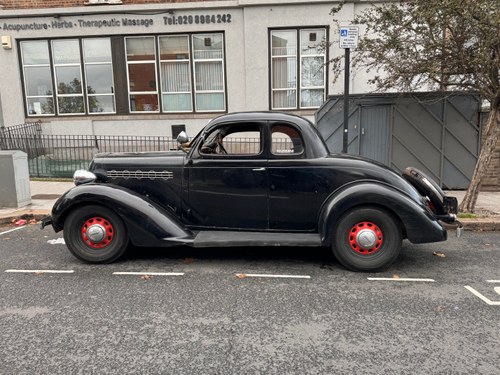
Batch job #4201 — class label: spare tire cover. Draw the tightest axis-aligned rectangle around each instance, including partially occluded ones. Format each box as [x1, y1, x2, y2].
[402, 167, 445, 214]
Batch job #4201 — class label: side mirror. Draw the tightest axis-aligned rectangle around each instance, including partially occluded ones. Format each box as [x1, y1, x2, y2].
[176, 131, 189, 144]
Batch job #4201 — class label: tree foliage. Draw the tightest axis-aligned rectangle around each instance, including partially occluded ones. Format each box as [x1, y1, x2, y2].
[331, 0, 500, 212]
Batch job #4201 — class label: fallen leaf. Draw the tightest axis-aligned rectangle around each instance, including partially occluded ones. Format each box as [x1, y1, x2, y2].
[392, 274, 400, 279]
[141, 275, 152, 280]
[35, 271, 45, 276]
[183, 258, 195, 264]
[433, 252, 446, 258]
[435, 305, 446, 312]
[236, 274, 247, 279]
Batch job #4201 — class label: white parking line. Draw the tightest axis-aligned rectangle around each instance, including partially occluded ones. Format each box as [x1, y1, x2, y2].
[367, 277, 436, 282]
[5, 269, 74, 274]
[0, 226, 26, 236]
[112, 272, 184, 276]
[486, 280, 500, 283]
[236, 273, 311, 279]
[464, 286, 500, 306]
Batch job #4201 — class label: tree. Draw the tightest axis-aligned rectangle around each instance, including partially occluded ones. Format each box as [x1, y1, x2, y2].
[330, 0, 500, 212]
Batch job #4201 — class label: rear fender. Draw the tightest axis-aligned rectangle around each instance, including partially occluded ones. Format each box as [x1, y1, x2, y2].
[318, 182, 447, 246]
[51, 184, 192, 246]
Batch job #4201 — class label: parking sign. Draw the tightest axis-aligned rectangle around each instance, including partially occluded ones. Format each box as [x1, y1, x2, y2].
[339, 26, 359, 49]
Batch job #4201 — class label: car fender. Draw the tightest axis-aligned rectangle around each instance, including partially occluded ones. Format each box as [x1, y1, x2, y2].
[50, 184, 193, 247]
[318, 181, 447, 246]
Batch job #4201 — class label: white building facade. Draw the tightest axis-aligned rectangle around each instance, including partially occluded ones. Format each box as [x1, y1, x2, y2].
[0, 0, 376, 136]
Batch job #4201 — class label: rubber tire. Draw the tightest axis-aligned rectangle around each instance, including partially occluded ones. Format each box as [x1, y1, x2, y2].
[63, 205, 129, 264]
[332, 207, 402, 272]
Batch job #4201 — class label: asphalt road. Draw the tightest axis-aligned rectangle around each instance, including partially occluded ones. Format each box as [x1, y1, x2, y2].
[1, 224, 499, 374]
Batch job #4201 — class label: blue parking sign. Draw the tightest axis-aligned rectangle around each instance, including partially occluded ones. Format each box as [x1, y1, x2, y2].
[340, 29, 348, 37]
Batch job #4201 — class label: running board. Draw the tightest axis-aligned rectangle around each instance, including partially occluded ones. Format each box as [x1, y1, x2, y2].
[192, 231, 322, 248]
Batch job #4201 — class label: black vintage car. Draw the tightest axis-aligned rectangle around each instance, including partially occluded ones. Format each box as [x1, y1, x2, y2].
[41, 112, 462, 271]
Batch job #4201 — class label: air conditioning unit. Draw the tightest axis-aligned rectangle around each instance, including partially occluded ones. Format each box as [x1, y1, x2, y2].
[87, 0, 123, 4]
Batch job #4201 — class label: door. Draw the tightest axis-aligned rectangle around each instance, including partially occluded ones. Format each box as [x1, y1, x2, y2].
[187, 121, 269, 230]
[359, 105, 390, 164]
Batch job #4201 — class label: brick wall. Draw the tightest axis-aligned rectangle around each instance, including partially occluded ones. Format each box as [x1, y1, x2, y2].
[481, 111, 500, 191]
[0, 0, 225, 9]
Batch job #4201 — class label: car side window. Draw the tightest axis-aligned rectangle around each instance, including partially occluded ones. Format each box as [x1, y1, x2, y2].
[271, 124, 304, 156]
[199, 123, 262, 156]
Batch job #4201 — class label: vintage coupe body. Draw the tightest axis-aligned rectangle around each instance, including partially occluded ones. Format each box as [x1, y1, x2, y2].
[42, 112, 462, 271]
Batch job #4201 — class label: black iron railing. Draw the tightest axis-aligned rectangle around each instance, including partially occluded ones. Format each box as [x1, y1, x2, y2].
[1, 123, 295, 178]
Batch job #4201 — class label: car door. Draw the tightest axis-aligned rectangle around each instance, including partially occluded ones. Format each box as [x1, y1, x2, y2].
[186, 121, 269, 230]
[267, 122, 330, 231]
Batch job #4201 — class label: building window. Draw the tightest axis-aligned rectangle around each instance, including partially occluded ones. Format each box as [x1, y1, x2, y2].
[126, 36, 159, 113]
[193, 34, 225, 112]
[19, 33, 225, 116]
[155, 33, 226, 113]
[20, 37, 115, 116]
[159, 35, 192, 112]
[52, 39, 85, 115]
[270, 28, 326, 110]
[21, 40, 55, 116]
[83, 38, 116, 114]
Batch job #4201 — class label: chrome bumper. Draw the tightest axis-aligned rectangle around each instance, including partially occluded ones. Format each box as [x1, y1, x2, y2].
[439, 219, 464, 238]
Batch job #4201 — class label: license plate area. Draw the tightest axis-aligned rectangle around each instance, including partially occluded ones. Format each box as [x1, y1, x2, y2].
[443, 196, 458, 214]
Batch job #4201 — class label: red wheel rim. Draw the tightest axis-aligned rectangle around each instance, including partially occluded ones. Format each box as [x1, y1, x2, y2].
[81, 217, 114, 249]
[348, 221, 383, 255]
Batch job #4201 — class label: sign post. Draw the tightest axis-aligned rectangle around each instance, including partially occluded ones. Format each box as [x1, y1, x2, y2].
[339, 26, 359, 153]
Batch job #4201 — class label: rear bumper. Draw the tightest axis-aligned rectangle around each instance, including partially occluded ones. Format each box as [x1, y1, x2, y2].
[40, 216, 53, 230]
[439, 219, 464, 238]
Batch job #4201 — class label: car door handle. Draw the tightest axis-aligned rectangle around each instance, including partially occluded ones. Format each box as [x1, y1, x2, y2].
[252, 168, 266, 172]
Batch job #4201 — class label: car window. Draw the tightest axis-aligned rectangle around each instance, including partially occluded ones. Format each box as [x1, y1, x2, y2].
[271, 124, 304, 156]
[200, 123, 262, 156]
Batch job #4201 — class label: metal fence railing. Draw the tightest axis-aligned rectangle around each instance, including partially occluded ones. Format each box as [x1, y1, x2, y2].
[0, 128, 178, 178]
[0, 123, 297, 178]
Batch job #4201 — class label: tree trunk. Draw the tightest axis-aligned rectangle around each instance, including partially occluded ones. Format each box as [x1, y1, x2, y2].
[459, 99, 500, 213]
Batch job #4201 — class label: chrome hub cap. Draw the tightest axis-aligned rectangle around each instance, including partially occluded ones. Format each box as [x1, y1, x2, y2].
[356, 229, 377, 249]
[86, 224, 106, 243]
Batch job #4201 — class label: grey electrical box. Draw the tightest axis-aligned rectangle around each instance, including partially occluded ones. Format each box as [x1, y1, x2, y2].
[0, 151, 31, 208]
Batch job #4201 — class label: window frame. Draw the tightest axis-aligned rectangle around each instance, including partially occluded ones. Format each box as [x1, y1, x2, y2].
[19, 37, 117, 117]
[19, 32, 227, 117]
[269, 27, 329, 111]
[20, 40, 55, 117]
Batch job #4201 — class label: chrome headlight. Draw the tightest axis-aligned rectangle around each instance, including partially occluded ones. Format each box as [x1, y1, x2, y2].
[73, 169, 96, 186]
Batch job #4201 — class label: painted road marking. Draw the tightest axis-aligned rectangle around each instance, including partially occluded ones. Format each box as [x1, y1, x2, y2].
[5, 269, 74, 274]
[367, 277, 436, 282]
[0, 226, 27, 236]
[236, 273, 311, 279]
[112, 272, 184, 276]
[464, 286, 500, 306]
[486, 280, 500, 283]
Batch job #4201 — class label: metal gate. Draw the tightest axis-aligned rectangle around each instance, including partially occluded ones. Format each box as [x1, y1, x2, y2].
[315, 93, 481, 189]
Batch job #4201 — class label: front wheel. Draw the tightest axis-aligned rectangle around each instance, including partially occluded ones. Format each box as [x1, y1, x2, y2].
[332, 207, 402, 272]
[63, 205, 129, 263]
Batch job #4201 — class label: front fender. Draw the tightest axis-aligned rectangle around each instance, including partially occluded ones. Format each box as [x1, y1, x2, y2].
[318, 182, 447, 246]
[51, 184, 192, 246]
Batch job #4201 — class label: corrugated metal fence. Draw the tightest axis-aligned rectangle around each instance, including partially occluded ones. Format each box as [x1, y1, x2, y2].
[316, 92, 482, 189]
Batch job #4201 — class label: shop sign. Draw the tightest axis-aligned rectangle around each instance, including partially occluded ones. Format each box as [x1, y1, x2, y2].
[0, 12, 233, 32]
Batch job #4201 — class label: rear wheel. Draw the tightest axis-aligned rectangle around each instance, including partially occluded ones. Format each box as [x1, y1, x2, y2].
[332, 207, 402, 271]
[63, 205, 129, 263]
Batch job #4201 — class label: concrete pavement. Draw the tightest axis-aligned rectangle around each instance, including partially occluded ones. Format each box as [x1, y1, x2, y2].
[0, 180, 499, 230]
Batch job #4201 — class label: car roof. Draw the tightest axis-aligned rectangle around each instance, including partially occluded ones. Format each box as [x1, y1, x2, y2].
[208, 111, 312, 126]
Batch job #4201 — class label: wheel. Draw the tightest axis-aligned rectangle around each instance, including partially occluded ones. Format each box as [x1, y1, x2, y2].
[332, 207, 402, 272]
[63, 205, 129, 263]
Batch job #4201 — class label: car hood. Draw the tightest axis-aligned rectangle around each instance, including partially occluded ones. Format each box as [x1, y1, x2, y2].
[90, 151, 186, 172]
